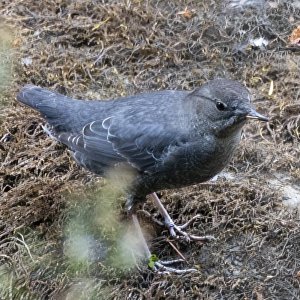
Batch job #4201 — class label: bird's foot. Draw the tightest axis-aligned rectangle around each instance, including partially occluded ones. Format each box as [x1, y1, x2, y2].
[148, 255, 196, 274]
[166, 215, 216, 242]
[139, 209, 215, 242]
[132, 214, 197, 274]
[149, 193, 215, 243]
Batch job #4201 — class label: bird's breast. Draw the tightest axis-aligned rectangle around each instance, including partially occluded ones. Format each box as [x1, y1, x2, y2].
[181, 134, 239, 183]
[137, 132, 242, 195]
[204, 133, 241, 177]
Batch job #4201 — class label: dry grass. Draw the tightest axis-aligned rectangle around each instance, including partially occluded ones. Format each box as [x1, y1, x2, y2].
[0, 0, 299, 299]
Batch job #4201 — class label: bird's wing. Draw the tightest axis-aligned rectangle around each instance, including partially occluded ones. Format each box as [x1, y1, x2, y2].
[58, 116, 187, 174]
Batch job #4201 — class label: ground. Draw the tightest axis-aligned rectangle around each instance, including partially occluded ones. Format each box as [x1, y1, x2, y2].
[0, 0, 300, 299]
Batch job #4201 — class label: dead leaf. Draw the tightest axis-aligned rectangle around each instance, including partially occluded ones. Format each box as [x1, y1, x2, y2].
[177, 7, 195, 19]
[268, 80, 274, 96]
[289, 25, 300, 45]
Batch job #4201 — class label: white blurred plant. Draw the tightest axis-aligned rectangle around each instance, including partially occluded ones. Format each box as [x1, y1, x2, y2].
[0, 24, 14, 94]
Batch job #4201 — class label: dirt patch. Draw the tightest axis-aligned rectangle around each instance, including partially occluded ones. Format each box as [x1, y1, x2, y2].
[1, 0, 299, 299]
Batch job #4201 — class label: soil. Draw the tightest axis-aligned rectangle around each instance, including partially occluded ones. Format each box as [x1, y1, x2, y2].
[0, 0, 299, 299]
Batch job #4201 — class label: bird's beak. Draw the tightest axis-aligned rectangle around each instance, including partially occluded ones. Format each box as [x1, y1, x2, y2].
[246, 108, 269, 122]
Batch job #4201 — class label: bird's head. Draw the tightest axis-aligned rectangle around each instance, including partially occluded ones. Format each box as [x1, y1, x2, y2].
[190, 78, 268, 137]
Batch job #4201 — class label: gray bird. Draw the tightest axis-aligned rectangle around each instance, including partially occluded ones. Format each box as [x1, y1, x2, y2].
[17, 78, 268, 273]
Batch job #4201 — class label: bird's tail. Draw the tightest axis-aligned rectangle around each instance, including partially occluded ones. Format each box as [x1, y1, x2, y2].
[17, 84, 67, 112]
[16, 85, 107, 134]
[16, 85, 78, 132]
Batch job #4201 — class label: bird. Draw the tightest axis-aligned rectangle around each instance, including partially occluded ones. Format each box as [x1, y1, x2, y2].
[17, 78, 268, 273]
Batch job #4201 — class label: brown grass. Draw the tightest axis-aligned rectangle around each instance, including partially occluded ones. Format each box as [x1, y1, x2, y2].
[0, 0, 299, 299]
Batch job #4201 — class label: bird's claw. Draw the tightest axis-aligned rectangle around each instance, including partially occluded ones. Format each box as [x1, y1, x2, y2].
[166, 215, 216, 242]
[148, 257, 197, 274]
[138, 209, 216, 242]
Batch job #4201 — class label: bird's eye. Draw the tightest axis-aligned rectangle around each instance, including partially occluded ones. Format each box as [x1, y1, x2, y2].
[216, 101, 227, 111]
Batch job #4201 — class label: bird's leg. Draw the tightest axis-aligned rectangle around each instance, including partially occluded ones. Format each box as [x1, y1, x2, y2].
[131, 214, 196, 274]
[149, 192, 215, 242]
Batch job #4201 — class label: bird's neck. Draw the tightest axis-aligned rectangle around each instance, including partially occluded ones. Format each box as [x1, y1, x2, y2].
[213, 118, 245, 139]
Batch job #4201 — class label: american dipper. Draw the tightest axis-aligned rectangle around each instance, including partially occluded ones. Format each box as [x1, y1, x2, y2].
[17, 78, 268, 272]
